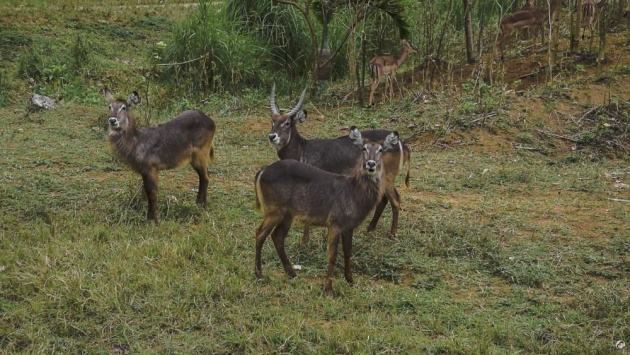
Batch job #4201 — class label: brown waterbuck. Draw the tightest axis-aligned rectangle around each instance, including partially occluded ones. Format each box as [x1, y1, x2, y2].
[103, 88, 216, 222]
[267, 85, 411, 242]
[255, 127, 400, 292]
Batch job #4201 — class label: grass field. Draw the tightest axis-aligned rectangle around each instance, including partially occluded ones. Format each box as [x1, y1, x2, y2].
[1, 1, 628, 354]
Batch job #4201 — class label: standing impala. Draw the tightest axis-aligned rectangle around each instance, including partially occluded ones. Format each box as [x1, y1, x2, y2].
[255, 127, 400, 292]
[267, 85, 411, 242]
[581, 0, 597, 40]
[103, 88, 216, 222]
[496, 6, 554, 61]
[368, 39, 417, 108]
[521, 0, 535, 11]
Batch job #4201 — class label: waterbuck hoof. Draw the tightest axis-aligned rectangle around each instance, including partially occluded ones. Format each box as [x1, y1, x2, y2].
[324, 280, 334, 293]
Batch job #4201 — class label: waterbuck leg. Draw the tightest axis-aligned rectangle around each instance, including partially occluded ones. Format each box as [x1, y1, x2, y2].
[367, 187, 401, 237]
[142, 172, 159, 222]
[367, 196, 388, 232]
[301, 226, 311, 245]
[341, 230, 354, 285]
[270, 217, 296, 278]
[191, 159, 209, 207]
[324, 227, 341, 293]
[388, 188, 401, 237]
[255, 217, 280, 280]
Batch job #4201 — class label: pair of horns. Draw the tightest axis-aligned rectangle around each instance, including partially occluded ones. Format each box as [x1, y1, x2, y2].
[270, 84, 307, 117]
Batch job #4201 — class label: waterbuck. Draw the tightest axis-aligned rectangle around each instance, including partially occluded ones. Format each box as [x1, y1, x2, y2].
[255, 127, 400, 292]
[267, 85, 411, 243]
[103, 88, 216, 222]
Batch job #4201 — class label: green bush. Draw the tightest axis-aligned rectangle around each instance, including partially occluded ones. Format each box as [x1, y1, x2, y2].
[157, 0, 272, 98]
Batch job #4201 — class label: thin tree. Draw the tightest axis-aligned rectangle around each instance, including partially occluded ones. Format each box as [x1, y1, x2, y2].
[463, 0, 476, 63]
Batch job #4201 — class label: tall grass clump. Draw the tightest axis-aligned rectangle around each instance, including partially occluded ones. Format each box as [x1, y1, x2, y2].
[156, 0, 271, 98]
[226, 0, 311, 86]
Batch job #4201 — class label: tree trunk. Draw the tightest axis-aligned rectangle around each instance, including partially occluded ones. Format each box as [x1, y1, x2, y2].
[463, 0, 475, 63]
[549, 0, 560, 75]
[570, 0, 582, 52]
[597, 0, 608, 74]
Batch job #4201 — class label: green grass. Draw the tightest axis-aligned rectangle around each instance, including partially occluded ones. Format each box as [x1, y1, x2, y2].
[1, 1, 629, 353]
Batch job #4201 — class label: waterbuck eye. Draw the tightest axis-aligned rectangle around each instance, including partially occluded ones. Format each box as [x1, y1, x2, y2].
[378, 147, 383, 153]
[282, 120, 290, 127]
[121, 105, 126, 111]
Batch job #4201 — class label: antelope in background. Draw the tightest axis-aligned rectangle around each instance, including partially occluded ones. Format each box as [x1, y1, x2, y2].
[255, 127, 400, 292]
[103, 88, 216, 222]
[267, 85, 411, 242]
[496, 6, 555, 60]
[368, 39, 417, 108]
[581, 0, 597, 40]
[521, 0, 535, 11]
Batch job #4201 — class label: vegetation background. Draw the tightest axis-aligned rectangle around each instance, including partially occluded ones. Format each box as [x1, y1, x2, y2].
[0, 0, 628, 353]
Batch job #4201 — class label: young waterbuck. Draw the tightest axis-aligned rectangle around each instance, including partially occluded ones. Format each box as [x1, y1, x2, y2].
[103, 88, 216, 222]
[267, 85, 411, 243]
[255, 127, 400, 292]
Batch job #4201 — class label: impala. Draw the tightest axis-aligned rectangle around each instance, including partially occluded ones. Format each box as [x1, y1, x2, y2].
[496, 7, 554, 60]
[103, 88, 216, 222]
[368, 39, 417, 108]
[581, 0, 597, 40]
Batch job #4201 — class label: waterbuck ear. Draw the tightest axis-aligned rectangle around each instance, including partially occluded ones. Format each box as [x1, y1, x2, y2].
[349, 126, 363, 146]
[383, 131, 400, 150]
[293, 110, 307, 124]
[127, 91, 141, 107]
[103, 88, 115, 103]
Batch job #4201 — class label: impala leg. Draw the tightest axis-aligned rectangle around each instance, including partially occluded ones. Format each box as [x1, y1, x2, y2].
[270, 217, 297, 278]
[142, 171, 159, 222]
[389, 74, 395, 102]
[369, 78, 380, 108]
[341, 230, 354, 285]
[324, 227, 341, 293]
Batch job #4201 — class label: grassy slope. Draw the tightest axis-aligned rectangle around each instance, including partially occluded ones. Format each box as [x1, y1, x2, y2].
[1, 1, 628, 354]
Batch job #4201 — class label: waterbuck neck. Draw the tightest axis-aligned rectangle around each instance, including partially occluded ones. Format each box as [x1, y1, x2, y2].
[276, 127, 307, 161]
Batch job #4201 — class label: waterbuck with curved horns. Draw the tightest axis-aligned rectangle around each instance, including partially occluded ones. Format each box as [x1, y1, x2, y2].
[255, 127, 400, 292]
[267, 84, 411, 242]
[103, 88, 216, 222]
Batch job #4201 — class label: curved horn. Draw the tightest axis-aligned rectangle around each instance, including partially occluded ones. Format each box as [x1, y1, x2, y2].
[270, 83, 280, 115]
[287, 87, 307, 117]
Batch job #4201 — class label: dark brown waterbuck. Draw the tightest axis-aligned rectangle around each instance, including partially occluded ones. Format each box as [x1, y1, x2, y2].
[255, 127, 400, 292]
[267, 85, 411, 242]
[103, 88, 216, 222]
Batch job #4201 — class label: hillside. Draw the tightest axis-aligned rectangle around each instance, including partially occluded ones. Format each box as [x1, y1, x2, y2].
[0, 1, 628, 353]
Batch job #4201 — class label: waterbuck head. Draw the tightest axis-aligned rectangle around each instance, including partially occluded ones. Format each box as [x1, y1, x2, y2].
[103, 88, 141, 133]
[349, 126, 400, 179]
[268, 84, 307, 149]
